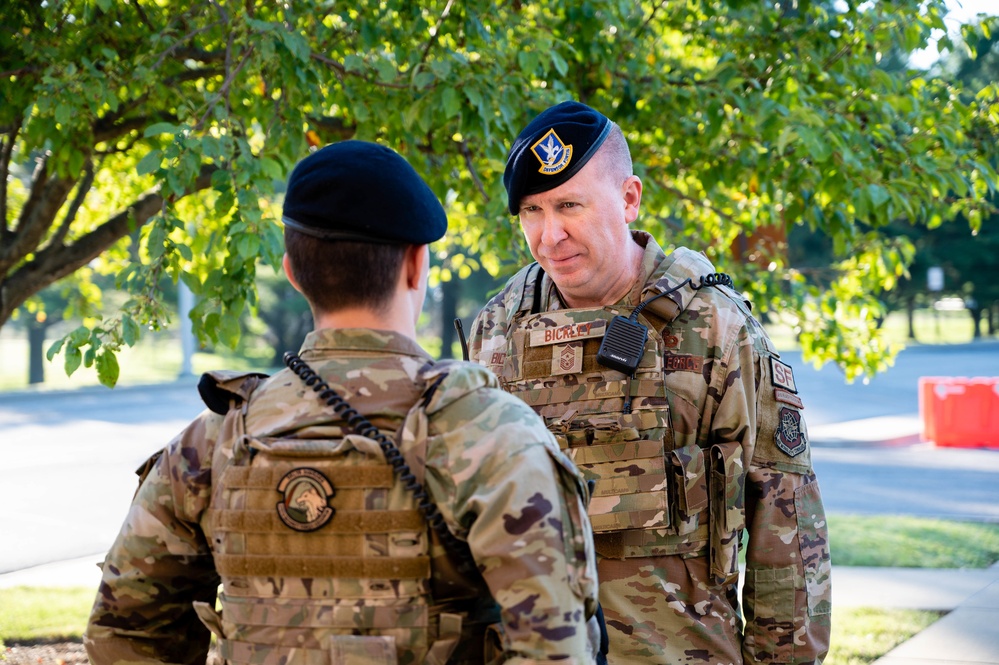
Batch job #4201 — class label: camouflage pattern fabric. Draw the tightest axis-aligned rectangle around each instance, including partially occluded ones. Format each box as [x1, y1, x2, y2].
[85, 328, 599, 665]
[468, 231, 832, 664]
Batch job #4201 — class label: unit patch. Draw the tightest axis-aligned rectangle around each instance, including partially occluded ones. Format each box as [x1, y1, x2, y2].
[530, 319, 605, 347]
[664, 353, 704, 373]
[775, 407, 807, 457]
[771, 357, 798, 393]
[276, 468, 336, 531]
[553, 341, 583, 375]
[774, 388, 804, 409]
[531, 128, 573, 175]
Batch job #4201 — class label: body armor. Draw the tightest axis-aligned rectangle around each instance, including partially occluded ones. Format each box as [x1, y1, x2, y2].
[485, 257, 747, 583]
[195, 364, 498, 665]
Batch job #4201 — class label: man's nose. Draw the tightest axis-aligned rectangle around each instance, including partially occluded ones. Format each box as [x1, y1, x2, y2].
[540, 212, 568, 246]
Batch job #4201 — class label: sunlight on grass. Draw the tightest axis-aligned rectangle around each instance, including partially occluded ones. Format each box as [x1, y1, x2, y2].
[829, 515, 999, 568]
[0, 587, 94, 641]
[826, 606, 942, 665]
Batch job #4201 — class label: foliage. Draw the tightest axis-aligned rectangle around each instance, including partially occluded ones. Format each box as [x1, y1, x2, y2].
[827, 514, 999, 568]
[1, 0, 998, 386]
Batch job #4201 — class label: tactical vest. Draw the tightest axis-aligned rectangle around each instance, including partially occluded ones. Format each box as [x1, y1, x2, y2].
[489, 260, 747, 584]
[194, 364, 499, 665]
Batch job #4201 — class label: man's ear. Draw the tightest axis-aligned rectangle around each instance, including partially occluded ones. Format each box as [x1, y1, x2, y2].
[283, 253, 304, 294]
[623, 175, 643, 224]
[404, 244, 428, 290]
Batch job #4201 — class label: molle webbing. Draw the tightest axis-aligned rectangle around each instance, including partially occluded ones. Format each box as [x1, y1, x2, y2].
[222, 464, 395, 489]
[214, 553, 430, 579]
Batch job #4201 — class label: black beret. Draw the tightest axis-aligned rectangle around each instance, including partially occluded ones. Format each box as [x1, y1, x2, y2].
[282, 140, 447, 244]
[503, 100, 613, 214]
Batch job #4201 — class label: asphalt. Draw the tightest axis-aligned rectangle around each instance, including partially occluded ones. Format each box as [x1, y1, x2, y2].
[2, 342, 999, 664]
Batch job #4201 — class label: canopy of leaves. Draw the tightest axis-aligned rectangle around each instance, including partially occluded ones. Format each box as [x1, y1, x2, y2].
[1, 0, 997, 385]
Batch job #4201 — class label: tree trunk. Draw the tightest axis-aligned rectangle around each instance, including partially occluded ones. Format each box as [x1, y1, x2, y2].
[906, 298, 916, 341]
[27, 322, 49, 384]
[969, 306, 983, 339]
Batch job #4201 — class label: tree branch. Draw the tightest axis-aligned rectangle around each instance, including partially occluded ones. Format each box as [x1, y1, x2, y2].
[48, 159, 97, 249]
[0, 154, 75, 274]
[420, 0, 454, 65]
[0, 164, 217, 325]
[196, 45, 254, 130]
[458, 140, 489, 203]
[1, 122, 19, 236]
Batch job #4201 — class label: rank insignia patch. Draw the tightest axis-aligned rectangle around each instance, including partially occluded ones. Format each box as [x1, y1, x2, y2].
[277, 468, 336, 531]
[771, 357, 798, 393]
[531, 129, 573, 175]
[552, 341, 583, 375]
[775, 407, 807, 457]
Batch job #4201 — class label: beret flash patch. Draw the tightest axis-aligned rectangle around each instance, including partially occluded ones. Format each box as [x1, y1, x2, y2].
[276, 468, 336, 531]
[775, 407, 807, 457]
[532, 129, 573, 175]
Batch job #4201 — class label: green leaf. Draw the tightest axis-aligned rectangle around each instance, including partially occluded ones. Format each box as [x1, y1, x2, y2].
[96, 351, 121, 388]
[442, 87, 461, 118]
[867, 184, 889, 209]
[136, 150, 162, 176]
[95, 0, 112, 11]
[259, 157, 284, 181]
[122, 316, 140, 346]
[144, 123, 181, 137]
[64, 345, 83, 376]
[236, 234, 261, 259]
[218, 313, 241, 348]
[375, 58, 397, 83]
[46, 338, 66, 362]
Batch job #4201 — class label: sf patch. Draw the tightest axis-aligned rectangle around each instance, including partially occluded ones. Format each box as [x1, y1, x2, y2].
[775, 407, 807, 457]
[277, 468, 336, 531]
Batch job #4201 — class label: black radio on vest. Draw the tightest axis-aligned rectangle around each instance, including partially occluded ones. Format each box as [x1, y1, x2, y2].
[596, 272, 733, 376]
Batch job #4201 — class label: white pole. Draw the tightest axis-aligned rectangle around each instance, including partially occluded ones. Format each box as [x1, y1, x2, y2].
[179, 281, 195, 377]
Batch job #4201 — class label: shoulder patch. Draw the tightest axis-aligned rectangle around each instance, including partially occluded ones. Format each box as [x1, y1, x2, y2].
[770, 357, 798, 393]
[774, 406, 807, 457]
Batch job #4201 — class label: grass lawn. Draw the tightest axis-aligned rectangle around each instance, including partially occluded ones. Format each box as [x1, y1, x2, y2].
[3, 516, 997, 661]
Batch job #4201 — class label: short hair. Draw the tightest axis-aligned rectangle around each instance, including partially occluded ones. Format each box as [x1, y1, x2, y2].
[595, 123, 633, 185]
[284, 228, 407, 314]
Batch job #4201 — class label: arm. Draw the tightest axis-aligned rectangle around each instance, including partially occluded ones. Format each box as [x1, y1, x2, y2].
[425, 389, 599, 664]
[84, 412, 222, 665]
[718, 329, 832, 664]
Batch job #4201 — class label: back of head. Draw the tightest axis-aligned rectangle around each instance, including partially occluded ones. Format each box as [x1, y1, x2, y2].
[281, 140, 447, 313]
[503, 100, 631, 215]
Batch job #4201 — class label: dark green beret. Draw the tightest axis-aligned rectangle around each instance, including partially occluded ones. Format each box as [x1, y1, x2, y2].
[282, 140, 447, 244]
[503, 101, 613, 215]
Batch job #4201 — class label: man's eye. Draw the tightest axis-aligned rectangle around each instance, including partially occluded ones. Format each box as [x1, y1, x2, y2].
[562, 202, 577, 209]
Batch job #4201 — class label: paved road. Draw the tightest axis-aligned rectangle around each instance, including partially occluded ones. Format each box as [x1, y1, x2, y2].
[1, 341, 997, 574]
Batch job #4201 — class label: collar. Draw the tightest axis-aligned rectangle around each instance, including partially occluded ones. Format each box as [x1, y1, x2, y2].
[299, 328, 433, 362]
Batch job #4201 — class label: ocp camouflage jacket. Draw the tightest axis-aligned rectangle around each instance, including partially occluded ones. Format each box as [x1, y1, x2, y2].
[85, 328, 599, 665]
[467, 232, 832, 664]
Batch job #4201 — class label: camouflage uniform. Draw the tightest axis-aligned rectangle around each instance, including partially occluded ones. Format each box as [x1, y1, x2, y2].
[85, 328, 599, 665]
[467, 231, 832, 664]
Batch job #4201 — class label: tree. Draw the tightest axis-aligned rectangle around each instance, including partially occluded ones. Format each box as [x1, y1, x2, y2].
[2, 0, 997, 386]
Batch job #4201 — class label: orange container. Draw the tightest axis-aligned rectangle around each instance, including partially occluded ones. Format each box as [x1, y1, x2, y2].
[919, 377, 999, 448]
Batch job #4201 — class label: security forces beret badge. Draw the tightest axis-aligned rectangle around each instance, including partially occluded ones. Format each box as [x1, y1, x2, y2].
[532, 129, 572, 175]
[277, 468, 336, 531]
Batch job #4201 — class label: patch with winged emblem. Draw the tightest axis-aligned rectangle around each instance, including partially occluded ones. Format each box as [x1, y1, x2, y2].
[531, 128, 573, 175]
[774, 406, 807, 457]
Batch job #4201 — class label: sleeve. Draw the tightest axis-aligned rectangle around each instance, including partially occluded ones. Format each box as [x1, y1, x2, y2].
[728, 336, 832, 664]
[424, 388, 600, 665]
[84, 411, 223, 665]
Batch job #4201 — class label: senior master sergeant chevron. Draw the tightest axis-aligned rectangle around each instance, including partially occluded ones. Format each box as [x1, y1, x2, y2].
[85, 140, 601, 665]
[467, 101, 832, 664]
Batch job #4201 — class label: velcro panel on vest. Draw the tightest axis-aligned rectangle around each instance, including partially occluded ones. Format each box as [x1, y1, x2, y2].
[215, 553, 430, 579]
[222, 464, 395, 489]
[594, 525, 710, 559]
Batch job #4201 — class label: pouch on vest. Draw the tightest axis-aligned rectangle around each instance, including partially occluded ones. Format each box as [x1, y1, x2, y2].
[709, 440, 747, 584]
